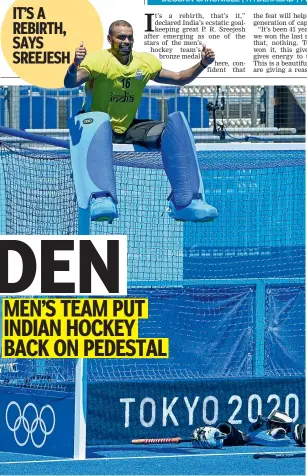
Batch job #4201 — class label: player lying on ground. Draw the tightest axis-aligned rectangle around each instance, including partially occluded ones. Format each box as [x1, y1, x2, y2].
[64, 20, 218, 223]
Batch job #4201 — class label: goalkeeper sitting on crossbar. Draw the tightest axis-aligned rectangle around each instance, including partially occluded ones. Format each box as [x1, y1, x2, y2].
[64, 19, 218, 223]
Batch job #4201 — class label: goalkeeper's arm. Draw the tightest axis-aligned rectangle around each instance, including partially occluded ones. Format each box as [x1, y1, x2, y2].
[64, 64, 90, 88]
[64, 42, 90, 88]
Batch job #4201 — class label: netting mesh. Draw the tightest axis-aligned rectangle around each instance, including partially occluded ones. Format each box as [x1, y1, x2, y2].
[0, 142, 305, 387]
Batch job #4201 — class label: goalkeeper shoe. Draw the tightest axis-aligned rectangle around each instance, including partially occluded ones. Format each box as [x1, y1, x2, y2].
[191, 426, 227, 449]
[90, 193, 118, 223]
[217, 422, 248, 446]
[293, 424, 305, 447]
[167, 195, 218, 223]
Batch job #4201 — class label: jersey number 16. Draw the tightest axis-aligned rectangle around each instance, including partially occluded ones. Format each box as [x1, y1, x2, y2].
[121, 78, 131, 89]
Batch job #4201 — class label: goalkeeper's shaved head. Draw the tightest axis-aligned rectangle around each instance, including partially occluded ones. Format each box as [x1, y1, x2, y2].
[108, 20, 133, 36]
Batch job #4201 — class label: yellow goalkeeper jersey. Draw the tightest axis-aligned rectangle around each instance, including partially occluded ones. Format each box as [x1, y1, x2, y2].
[79, 49, 162, 133]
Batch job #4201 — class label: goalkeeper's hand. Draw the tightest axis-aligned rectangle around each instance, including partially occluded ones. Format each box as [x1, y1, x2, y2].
[74, 41, 87, 65]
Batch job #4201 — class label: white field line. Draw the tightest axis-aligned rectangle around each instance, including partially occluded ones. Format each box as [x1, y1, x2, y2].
[0, 450, 305, 465]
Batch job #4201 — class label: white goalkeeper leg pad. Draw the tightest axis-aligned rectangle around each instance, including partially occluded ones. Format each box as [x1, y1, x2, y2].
[161, 112, 218, 222]
[69, 111, 118, 222]
[247, 428, 292, 447]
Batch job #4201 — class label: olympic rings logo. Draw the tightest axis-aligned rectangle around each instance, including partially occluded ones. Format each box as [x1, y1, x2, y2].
[6, 401, 56, 448]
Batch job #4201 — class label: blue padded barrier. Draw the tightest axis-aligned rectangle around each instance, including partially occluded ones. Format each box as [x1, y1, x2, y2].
[136, 97, 160, 120]
[167, 96, 209, 128]
[20, 96, 57, 129]
[47, 88, 83, 96]
[144, 86, 180, 95]
[19, 86, 42, 95]
[20, 86, 83, 96]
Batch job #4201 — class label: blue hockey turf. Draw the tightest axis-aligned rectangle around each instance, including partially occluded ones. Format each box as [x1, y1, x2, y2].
[0, 444, 305, 475]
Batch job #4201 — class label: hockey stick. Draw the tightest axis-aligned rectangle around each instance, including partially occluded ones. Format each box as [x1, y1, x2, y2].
[253, 452, 305, 459]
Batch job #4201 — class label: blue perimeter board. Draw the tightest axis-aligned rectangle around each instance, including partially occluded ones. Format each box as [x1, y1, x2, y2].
[68, 375, 305, 445]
